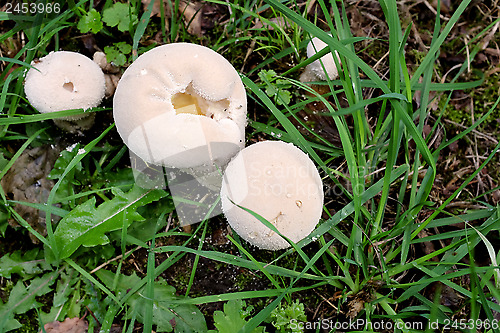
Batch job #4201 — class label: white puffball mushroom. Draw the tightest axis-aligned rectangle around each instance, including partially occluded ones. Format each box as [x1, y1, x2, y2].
[113, 43, 247, 177]
[221, 141, 324, 250]
[300, 37, 341, 82]
[24, 51, 106, 131]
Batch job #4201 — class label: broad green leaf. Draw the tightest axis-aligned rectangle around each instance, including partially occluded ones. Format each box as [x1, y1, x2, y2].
[77, 8, 103, 34]
[115, 41, 132, 54]
[54, 185, 166, 258]
[104, 45, 127, 66]
[102, 2, 138, 32]
[0, 249, 50, 278]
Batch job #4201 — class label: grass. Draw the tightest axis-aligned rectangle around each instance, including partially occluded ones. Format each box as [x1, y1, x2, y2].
[1, 0, 500, 332]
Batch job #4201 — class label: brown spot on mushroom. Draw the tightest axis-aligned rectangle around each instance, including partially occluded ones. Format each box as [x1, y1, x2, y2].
[296, 200, 302, 208]
[63, 81, 74, 92]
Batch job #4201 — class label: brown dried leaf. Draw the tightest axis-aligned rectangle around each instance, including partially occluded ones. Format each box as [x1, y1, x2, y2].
[1, 145, 62, 243]
[41, 317, 88, 333]
[346, 297, 364, 318]
[178, 1, 224, 37]
[141, 0, 171, 18]
[253, 17, 291, 30]
[179, 1, 203, 37]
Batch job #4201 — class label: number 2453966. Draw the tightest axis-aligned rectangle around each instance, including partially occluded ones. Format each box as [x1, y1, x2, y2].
[4, 2, 61, 15]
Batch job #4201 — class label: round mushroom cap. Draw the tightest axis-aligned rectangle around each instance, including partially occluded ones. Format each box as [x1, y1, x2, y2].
[24, 51, 106, 118]
[113, 43, 247, 171]
[221, 141, 324, 250]
[306, 37, 340, 80]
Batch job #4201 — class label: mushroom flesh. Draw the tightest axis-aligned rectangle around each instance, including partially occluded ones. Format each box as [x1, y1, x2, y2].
[24, 51, 106, 131]
[220, 141, 324, 250]
[300, 36, 341, 83]
[113, 43, 247, 176]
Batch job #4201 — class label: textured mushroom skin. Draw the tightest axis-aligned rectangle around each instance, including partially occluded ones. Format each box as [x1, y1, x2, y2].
[306, 37, 340, 81]
[24, 51, 106, 119]
[221, 141, 324, 250]
[113, 43, 247, 170]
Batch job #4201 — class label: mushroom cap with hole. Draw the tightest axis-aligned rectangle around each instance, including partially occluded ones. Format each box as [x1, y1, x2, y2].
[220, 141, 324, 250]
[306, 37, 340, 81]
[113, 43, 247, 171]
[24, 51, 106, 119]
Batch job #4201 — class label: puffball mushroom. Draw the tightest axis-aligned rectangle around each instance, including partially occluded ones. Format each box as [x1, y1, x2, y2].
[24, 51, 106, 132]
[113, 43, 247, 178]
[300, 37, 341, 83]
[221, 141, 324, 250]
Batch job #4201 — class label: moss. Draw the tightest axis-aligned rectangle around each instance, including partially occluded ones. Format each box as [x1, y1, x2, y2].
[442, 71, 500, 132]
[14, 312, 39, 333]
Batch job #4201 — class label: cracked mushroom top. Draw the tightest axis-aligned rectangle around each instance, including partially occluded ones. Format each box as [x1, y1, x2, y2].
[24, 51, 106, 118]
[113, 43, 247, 170]
[220, 141, 324, 250]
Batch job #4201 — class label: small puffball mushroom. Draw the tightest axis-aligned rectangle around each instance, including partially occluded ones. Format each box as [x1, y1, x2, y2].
[221, 141, 324, 250]
[24, 51, 106, 131]
[113, 43, 247, 177]
[300, 37, 341, 82]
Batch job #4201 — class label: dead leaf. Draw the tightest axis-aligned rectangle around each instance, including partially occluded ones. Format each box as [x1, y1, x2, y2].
[346, 290, 372, 318]
[141, 0, 171, 18]
[253, 17, 291, 30]
[1, 145, 62, 243]
[179, 1, 203, 37]
[41, 317, 88, 333]
[346, 297, 365, 318]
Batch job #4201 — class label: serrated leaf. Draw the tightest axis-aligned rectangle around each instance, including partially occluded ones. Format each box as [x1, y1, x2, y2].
[277, 90, 291, 105]
[41, 270, 78, 323]
[102, 2, 138, 32]
[271, 300, 306, 332]
[54, 185, 166, 258]
[95, 268, 141, 293]
[104, 45, 128, 66]
[112, 53, 127, 66]
[48, 145, 83, 180]
[258, 69, 291, 106]
[96, 270, 207, 333]
[77, 8, 103, 34]
[0, 301, 21, 333]
[115, 42, 132, 54]
[213, 300, 265, 333]
[0, 249, 50, 278]
[47, 144, 85, 202]
[1, 272, 57, 317]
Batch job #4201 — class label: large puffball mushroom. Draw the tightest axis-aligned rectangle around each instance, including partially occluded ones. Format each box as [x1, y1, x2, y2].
[113, 43, 247, 178]
[24, 51, 106, 132]
[300, 37, 341, 83]
[221, 141, 324, 250]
